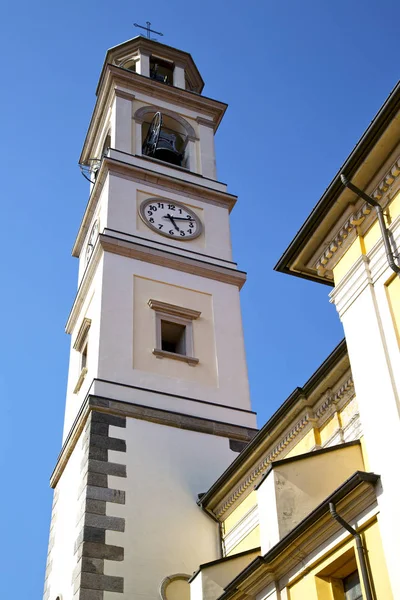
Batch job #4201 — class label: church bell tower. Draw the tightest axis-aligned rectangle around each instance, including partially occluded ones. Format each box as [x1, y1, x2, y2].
[43, 34, 257, 600]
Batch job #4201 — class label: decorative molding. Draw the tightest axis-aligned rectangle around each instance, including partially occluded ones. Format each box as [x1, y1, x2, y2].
[223, 504, 259, 555]
[148, 299, 201, 320]
[73, 318, 92, 351]
[315, 155, 400, 279]
[160, 573, 191, 600]
[99, 233, 247, 288]
[315, 375, 354, 420]
[72, 411, 127, 599]
[152, 348, 199, 366]
[214, 415, 310, 519]
[73, 367, 88, 395]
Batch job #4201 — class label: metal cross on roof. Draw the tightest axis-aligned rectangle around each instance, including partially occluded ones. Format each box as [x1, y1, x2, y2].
[134, 21, 164, 40]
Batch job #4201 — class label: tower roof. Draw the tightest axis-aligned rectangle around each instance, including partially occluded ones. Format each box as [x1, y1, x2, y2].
[96, 35, 205, 96]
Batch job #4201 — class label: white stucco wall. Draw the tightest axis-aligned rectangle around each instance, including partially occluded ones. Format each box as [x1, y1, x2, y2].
[103, 418, 240, 600]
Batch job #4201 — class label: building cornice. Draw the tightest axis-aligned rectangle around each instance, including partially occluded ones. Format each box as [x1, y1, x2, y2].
[99, 232, 247, 286]
[72, 155, 237, 258]
[199, 341, 351, 518]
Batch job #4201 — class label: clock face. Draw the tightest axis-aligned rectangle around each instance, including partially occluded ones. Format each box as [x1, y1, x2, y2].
[139, 198, 202, 240]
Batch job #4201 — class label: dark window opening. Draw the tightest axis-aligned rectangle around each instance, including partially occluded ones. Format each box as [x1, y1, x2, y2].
[142, 112, 188, 168]
[161, 321, 186, 355]
[343, 571, 362, 600]
[81, 343, 88, 370]
[150, 57, 173, 85]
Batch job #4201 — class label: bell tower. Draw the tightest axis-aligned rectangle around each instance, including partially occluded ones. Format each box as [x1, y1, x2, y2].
[44, 35, 257, 600]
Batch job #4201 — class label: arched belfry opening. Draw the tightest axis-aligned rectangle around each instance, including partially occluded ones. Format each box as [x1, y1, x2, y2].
[137, 108, 196, 169]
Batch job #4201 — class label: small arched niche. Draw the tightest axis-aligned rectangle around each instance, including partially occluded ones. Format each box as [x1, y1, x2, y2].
[119, 57, 137, 72]
[136, 107, 196, 170]
[160, 574, 191, 600]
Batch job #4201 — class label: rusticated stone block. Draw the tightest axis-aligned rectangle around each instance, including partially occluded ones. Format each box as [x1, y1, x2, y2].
[86, 486, 125, 504]
[79, 541, 124, 561]
[85, 499, 107, 516]
[91, 411, 126, 428]
[87, 446, 108, 461]
[86, 434, 126, 452]
[86, 472, 108, 488]
[74, 590, 103, 600]
[79, 572, 123, 593]
[90, 422, 109, 436]
[81, 557, 104, 574]
[85, 513, 125, 532]
[86, 459, 126, 478]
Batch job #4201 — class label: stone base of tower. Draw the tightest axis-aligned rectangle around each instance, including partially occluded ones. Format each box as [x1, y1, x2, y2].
[43, 396, 257, 600]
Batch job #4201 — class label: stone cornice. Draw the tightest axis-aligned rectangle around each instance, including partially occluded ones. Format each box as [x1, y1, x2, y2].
[81, 65, 226, 164]
[99, 233, 247, 288]
[72, 156, 237, 258]
[50, 393, 256, 489]
[315, 155, 400, 280]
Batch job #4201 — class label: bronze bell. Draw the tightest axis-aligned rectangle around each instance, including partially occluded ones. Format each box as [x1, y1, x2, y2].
[142, 112, 184, 167]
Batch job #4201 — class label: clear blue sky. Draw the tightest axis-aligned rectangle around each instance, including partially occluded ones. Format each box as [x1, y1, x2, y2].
[1, 0, 398, 595]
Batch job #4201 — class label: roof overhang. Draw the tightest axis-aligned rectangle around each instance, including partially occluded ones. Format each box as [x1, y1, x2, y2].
[275, 80, 400, 285]
[199, 339, 349, 518]
[217, 471, 379, 600]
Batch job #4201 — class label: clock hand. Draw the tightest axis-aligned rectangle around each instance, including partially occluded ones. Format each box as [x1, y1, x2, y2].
[166, 214, 179, 231]
[162, 216, 194, 221]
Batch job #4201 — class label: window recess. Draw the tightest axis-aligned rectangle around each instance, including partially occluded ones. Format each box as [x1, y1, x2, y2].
[148, 299, 200, 366]
[73, 317, 91, 393]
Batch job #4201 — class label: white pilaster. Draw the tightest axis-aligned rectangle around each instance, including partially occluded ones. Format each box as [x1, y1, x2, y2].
[136, 51, 150, 77]
[111, 92, 133, 154]
[330, 248, 400, 597]
[173, 63, 186, 89]
[197, 119, 217, 179]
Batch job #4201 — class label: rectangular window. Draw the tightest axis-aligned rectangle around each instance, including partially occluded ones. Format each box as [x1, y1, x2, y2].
[161, 320, 186, 355]
[343, 571, 362, 600]
[148, 299, 200, 366]
[81, 343, 88, 370]
[73, 317, 91, 393]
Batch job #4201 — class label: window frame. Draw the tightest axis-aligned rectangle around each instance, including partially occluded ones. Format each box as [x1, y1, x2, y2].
[73, 317, 91, 393]
[148, 299, 200, 366]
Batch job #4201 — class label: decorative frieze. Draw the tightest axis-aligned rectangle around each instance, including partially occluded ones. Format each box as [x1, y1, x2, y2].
[213, 373, 357, 520]
[315, 155, 400, 279]
[215, 416, 310, 518]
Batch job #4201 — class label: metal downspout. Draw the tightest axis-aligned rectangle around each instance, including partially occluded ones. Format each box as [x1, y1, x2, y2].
[341, 174, 400, 277]
[329, 502, 374, 600]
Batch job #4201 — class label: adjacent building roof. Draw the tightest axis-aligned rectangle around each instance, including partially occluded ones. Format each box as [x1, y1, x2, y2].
[275, 80, 400, 285]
